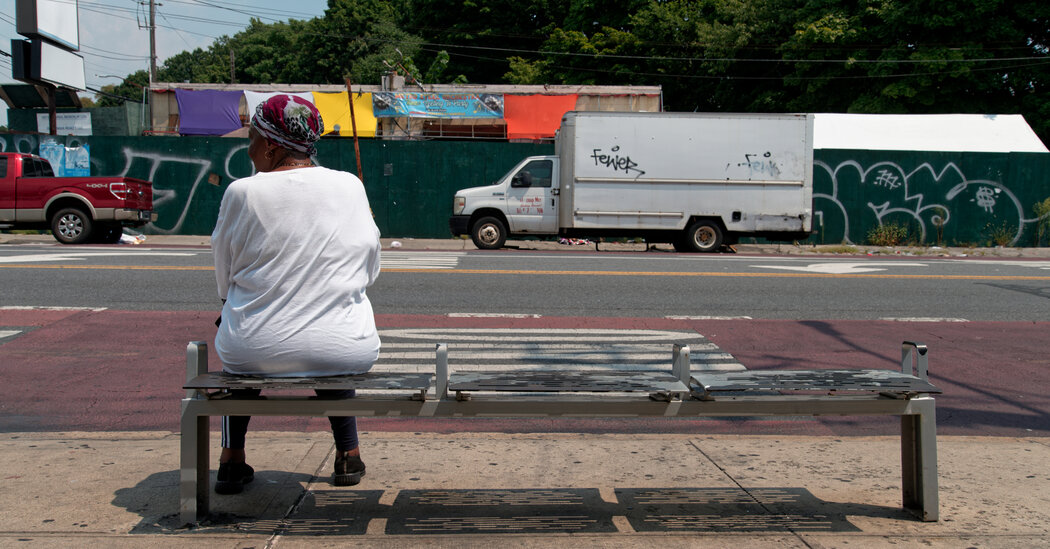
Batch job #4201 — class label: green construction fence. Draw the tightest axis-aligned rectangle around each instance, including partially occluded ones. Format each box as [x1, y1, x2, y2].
[2, 133, 1047, 246]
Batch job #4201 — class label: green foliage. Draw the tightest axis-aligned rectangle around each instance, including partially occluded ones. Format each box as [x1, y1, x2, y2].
[1033, 197, 1050, 245]
[866, 222, 909, 246]
[90, 0, 1050, 145]
[96, 70, 150, 107]
[816, 244, 860, 254]
[987, 222, 1016, 247]
[503, 56, 546, 84]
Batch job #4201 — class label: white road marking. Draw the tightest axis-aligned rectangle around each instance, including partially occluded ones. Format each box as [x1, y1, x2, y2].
[753, 262, 927, 274]
[0, 330, 21, 339]
[0, 251, 198, 263]
[373, 328, 744, 374]
[448, 313, 542, 318]
[0, 306, 108, 311]
[381, 251, 465, 269]
[879, 317, 969, 322]
[378, 328, 712, 342]
[665, 315, 753, 320]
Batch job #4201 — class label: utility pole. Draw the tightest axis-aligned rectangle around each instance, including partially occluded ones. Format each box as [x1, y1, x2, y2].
[344, 77, 364, 183]
[149, 0, 157, 84]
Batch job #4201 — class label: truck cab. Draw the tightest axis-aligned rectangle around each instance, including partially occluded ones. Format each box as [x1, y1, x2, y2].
[450, 155, 560, 249]
[0, 152, 155, 244]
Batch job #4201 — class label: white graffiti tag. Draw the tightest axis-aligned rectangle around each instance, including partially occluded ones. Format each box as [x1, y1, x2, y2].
[873, 169, 901, 189]
[974, 186, 997, 213]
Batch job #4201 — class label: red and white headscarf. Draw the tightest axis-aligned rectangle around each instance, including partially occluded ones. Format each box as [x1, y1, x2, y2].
[251, 95, 324, 157]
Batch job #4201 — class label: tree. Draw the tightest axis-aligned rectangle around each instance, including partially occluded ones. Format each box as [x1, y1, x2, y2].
[160, 41, 235, 84]
[95, 70, 150, 107]
[87, 0, 1050, 144]
[301, 0, 423, 85]
[776, 0, 1050, 142]
[403, 0, 570, 84]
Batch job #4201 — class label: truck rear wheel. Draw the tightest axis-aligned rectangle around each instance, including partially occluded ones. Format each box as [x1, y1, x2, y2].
[51, 207, 94, 245]
[470, 216, 507, 250]
[682, 220, 723, 253]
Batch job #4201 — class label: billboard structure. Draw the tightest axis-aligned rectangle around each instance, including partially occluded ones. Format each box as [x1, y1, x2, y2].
[16, 0, 80, 51]
[11, 39, 86, 91]
[12, 0, 85, 135]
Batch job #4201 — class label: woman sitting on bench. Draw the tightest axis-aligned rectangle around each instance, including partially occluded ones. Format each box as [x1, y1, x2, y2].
[210, 94, 382, 495]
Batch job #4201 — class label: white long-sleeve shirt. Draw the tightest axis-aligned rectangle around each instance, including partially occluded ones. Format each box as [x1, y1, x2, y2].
[212, 166, 381, 376]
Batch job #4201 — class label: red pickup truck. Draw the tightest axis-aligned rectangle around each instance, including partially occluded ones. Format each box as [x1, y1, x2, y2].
[0, 152, 155, 244]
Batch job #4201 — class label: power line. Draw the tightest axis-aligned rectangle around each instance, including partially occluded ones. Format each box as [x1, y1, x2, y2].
[172, 0, 316, 22]
[156, 6, 198, 51]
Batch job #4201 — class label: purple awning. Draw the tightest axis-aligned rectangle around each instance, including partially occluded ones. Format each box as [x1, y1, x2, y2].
[175, 89, 243, 136]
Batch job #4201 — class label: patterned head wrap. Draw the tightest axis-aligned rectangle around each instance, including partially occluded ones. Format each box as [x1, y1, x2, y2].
[251, 95, 324, 156]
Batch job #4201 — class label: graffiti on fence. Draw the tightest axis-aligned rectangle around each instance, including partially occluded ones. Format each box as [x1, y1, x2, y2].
[5, 134, 1047, 242]
[813, 159, 1047, 246]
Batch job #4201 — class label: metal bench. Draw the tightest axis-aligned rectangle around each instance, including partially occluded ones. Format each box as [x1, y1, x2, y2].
[180, 341, 940, 526]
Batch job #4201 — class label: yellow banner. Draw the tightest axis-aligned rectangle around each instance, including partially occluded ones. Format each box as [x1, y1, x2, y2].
[311, 91, 377, 137]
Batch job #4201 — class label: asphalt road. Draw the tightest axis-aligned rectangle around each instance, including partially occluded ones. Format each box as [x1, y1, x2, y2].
[2, 243, 1048, 437]
[1, 244, 1048, 321]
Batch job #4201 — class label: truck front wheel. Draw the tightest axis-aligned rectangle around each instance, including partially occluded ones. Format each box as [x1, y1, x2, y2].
[51, 207, 94, 245]
[682, 220, 723, 253]
[471, 216, 507, 250]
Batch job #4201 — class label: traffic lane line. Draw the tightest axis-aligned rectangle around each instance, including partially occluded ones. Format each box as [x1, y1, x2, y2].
[0, 264, 213, 270]
[385, 268, 1050, 280]
[3, 263, 1045, 281]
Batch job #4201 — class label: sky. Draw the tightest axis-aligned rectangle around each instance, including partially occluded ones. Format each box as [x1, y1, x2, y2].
[1, 0, 330, 126]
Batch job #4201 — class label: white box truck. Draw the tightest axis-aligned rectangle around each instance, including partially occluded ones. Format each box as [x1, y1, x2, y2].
[449, 111, 814, 252]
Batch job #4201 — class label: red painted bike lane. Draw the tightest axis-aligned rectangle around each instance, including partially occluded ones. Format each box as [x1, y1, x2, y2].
[2, 309, 1047, 437]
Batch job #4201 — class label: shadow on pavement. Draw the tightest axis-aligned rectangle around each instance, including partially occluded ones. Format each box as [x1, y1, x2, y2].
[113, 473, 911, 536]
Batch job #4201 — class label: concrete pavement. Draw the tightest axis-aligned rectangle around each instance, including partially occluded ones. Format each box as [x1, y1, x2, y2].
[2, 431, 1049, 547]
[4, 232, 1050, 546]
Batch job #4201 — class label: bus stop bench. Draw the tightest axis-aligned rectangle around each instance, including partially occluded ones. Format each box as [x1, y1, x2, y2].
[180, 341, 940, 526]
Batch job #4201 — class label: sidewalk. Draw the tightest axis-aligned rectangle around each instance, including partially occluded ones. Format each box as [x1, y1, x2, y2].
[2, 431, 1048, 547]
[4, 231, 1050, 257]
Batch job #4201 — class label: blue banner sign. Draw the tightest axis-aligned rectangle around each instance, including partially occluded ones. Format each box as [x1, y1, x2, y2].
[372, 92, 503, 118]
[39, 140, 90, 176]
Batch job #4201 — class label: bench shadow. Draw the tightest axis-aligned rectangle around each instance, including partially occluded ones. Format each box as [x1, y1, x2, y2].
[111, 469, 318, 534]
[114, 473, 911, 536]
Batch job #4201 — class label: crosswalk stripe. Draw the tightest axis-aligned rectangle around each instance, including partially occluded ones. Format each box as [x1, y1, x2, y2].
[381, 251, 466, 270]
[373, 328, 744, 374]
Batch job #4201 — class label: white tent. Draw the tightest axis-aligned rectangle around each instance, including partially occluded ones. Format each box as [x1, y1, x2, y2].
[814, 113, 1048, 153]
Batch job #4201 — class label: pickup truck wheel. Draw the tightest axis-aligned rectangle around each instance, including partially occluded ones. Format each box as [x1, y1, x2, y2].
[470, 216, 507, 250]
[51, 207, 94, 245]
[683, 220, 723, 253]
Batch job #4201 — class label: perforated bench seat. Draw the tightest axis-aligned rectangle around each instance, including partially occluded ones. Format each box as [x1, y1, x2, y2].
[693, 369, 942, 399]
[185, 371, 434, 400]
[448, 370, 692, 399]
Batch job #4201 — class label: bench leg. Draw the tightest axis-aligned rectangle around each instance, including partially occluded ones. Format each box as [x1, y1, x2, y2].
[180, 404, 209, 526]
[901, 398, 939, 521]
